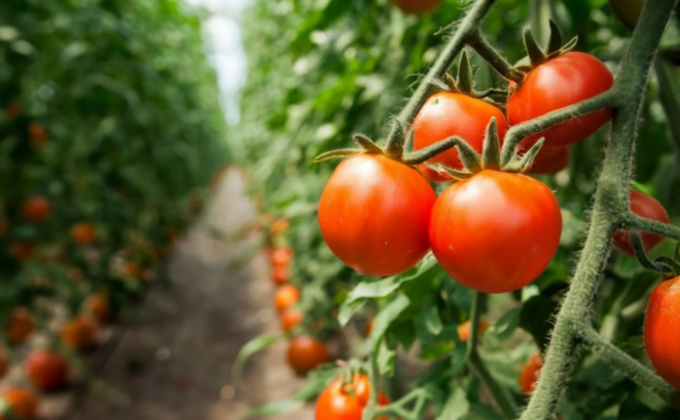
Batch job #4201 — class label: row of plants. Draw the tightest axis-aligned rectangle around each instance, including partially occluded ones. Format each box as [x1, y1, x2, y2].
[0, 0, 227, 417]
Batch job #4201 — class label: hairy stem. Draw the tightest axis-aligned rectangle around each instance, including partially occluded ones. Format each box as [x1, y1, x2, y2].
[467, 30, 525, 83]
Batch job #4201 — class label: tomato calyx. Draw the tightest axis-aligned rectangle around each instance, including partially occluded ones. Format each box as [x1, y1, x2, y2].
[629, 231, 680, 279]
[515, 20, 579, 73]
[436, 50, 507, 107]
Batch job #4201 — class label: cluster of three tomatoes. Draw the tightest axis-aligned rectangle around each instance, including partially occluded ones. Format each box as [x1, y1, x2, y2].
[318, 51, 615, 294]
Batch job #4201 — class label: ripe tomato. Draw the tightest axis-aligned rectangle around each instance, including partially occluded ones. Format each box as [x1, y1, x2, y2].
[9, 242, 35, 262]
[390, 0, 442, 14]
[22, 196, 50, 224]
[274, 284, 300, 312]
[5, 308, 34, 343]
[61, 316, 99, 351]
[0, 347, 7, 379]
[526, 146, 570, 175]
[280, 308, 303, 332]
[72, 222, 96, 245]
[25, 349, 69, 391]
[457, 320, 490, 341]
[644, 276, 680, 390]
[315, 373, 390, 420]
[28, 123, 49, 148]
[612, 190, 670, 256]
[271, 266, 290, 285]
[125, 262, 142, 279]
[519, 353, 543, 395]
[269, 219, 289, 236]
[318, 154, 435, 276]
[85, 294, 112, 323]
[269, 246, 293, 267]
[507, 52, 614, 148]
[429, 170, 562, 293]
[413, 92, 508, 181]
[0, 388, 37, 420]
[286, 336, 329, 375]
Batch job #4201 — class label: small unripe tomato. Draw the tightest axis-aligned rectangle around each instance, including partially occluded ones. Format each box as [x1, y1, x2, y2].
[22, 196, 50, 224]
[286, 336, 329, 375]
[612, 190, 670, 256]
[644, 276, 680, 390]
[60, 316, 99, 351]
[25, 349, 69, 391]
[5, 308, 34, 343]
[280, 308, 303, 332]
[457, 320, 490, 341]
[390, 0, 442, 14]
[274, 284, 300, 312]
[519, 353, 543, 395]
[0, 388, 38, 420]
[71, 222, 96, 245]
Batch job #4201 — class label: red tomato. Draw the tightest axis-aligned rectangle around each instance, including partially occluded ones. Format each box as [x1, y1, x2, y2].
[274, 284, 300, 312]
[72, 222, 96, 245]
[271, 266, 290, 285]
[457, 320, 490, 341]
[286, 336, 329, 375]
[5, 308, 34, 343]
[0, 347, 7, 380]
[0, 388, 38, 420]
[413, 92, 508, 181]
[86, 294, 112, 324]
[280, 308, 303, 332]
[9, 242, 35, 262]
[28, 123, 49, 148]
[612, 190, 670, 256]
[25, 349, 69, 391]
[390, 0, 442, 14]
[429, 170, 562, 293]
[318, 154, 435, 276]
[519, 353, 543, 395]
[269, 246, 293, 267]
[315, 374, 391, 420]
[645, 276, 680, 390]
[507, 52, 614, 148]
[22, 196, 50, 223]
[526, 146, 570, 175]
[60, 316, 99, 351]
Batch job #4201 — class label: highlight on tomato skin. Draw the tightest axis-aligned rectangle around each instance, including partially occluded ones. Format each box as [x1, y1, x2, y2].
[429, 170, 562, 293]
[412, 92, 509, 182]
[612, 189, 670, 256]
[507, 51, 614, 148]
[318, 154, 436, 277]
[644, 276, 680, 391]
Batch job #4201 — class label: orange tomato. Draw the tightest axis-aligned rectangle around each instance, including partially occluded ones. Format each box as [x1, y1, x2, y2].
[315, 373, 391, 420]
[269, 246, 293, 267]
[274, 284, 300, 312]
[644, 276, 680, 390]
[71, 222, 96, 245]
[280, 308, 303, 332]
[85, 294, 112, 323]
[0, 388, 37, 420]
[5, 308, 34, 343]
[60, 316, 99, 351]
[125, 262, 142, 279]
[457, 320, 490, 341]
[287, 336, 329, 375]
[25, 349, 69, 391]
[9, 242, 35, 262]
[271, 266, 290, 285]
[28, 123, 49, 148]
[22, 196, 50, 224]
[519, 353, 543, 395]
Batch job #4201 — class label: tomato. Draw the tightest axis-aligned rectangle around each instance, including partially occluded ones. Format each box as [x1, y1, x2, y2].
[429, 170, 562, 293]
[271, 266, 290, 285]
[22, 196, 50, 223]
[274, 284, 300, 312]
[28, 123, 48, 148]
[269, 246, 293, 267]
[644, 276, 680, 390]
[526, 146, 570, 175]
[72, 222, 96, 245]
[519, 353, 543, 395]
[61, 316, 99, 351]
[280, 308, 303, 332]
[25, 349, 69, 391]
[609, 0, 643, 30]
[318, 154, 435, 276]
[0, 347, 7, 379]
[9, 242, 35, 262]
[315, 373, 391, 420]
[286, 336, 329, 375]
[457, 320, 490, 341]
[269, 219, 289, 236]
[366, 318, 374, 336]
[507, 52, 614, 148]
[413, 92, 508, 181]
[85, 294, 112, 323]
[5, 308, 34, 343]
[390, 0, 442, 14]
[612, 190, 670, 256]
[125, 262, 142, 279]
[0, 388, 37, 420]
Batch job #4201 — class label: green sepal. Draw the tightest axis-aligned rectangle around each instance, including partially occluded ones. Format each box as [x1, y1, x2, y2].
[456, 49, 474, 94]
[523, 28, 547, 67]
[445, 73, 458, 92]
[475, 88, 508, 103]
[481, 118, 501, 170]
[548, 35, 579, 59]
[424, 163, 472, 180]
[455, 137, 482, 172]
[502, 137, 545, 173]
[403, 135, 462, 165]
[353, 134, 384, 154]
[313, 148, 363, 163]
[546, 20, 563, 56]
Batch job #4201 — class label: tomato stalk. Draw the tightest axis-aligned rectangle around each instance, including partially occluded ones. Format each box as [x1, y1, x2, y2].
[373, 388, 430, 420]
[467, 30, 525, 83]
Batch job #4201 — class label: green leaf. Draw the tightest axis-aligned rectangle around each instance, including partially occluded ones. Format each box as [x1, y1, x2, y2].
[377, 339, 396, 377]
[435, 386, 470, 419]
[370, 293, 411, 340]
[337, 298, 366, 327]
[415, 304, 444, 337]
[232, 335, 281, 378]
[523, 27, 546, 67]
[492, 307, 521, 341]
[450, 342, 468, 375]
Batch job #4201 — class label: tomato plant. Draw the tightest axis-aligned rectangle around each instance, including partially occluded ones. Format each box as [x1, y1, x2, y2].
[286, 336, 329, 375]
[315, 374, 390, 420]
[613, 189, 670, 255]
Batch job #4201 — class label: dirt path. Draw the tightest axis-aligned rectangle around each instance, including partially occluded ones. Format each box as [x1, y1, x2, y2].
[71, 167, 314, 420]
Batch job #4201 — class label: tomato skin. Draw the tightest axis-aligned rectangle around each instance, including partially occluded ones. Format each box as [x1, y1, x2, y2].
[390, 0, 442, 14]
[413, 92, 508, 182]
[72, 222, 96, 245]
[274, 284, 300, 312]
[271, 266, 290, 285]
[644, 277, 680, 390]
[22, 196, 50, 223]
[286, 336, 329, 375]
[86, 294, 112, 323]
[457, 320, 489, 341]
[519, 353, 543, 395]
[0, 388, 38, 420]
[612, 190, 670, 256]
[5, 308, 34, 343]
[507, 52, 614, 148]
[318, 154, 435, 276]
[315, 374, 390, 420]
[25, 349, 69, 391]
[61, 316, 99, 351]
[280, 308, 303, 332]
[269, 246, 293, 267]
[526, 146, 570, 175]
[429, 170, 562, 293]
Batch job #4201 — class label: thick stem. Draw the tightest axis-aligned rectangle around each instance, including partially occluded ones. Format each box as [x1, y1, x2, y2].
[383, 0, 498, 151]
[624, 212, 680, 241]
[467, 30, 525, 83]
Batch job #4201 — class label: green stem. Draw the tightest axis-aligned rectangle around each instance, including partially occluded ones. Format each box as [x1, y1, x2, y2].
[467, 30, 525, 83]
[469, 352, 519, 419]
[362, 339, 382, 420]
[383, 0, 498, 151]
[654, 59, 680, 159]
[624, 212, 680, 241]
